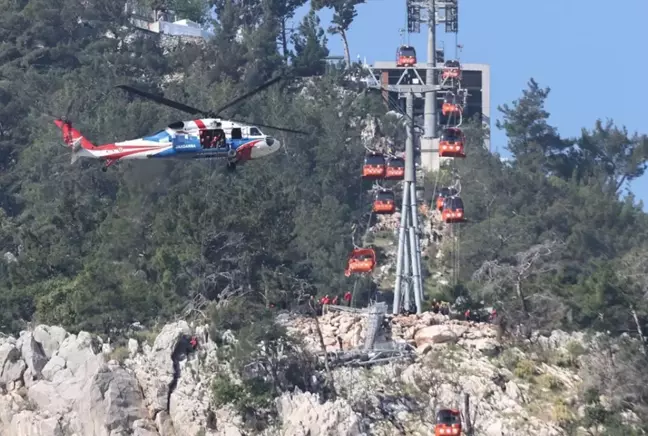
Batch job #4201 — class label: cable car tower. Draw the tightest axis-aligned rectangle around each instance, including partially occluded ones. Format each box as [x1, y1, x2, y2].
[361, 66, 446, 315]
[407, 0, 460, 171]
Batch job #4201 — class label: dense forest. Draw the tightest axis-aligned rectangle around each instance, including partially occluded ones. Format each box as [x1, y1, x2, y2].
[2, 0, 648, 350]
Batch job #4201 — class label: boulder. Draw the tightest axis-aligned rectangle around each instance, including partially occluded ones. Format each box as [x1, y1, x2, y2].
[33, 325, 68, 359]
[276, 391, 362, 436]
[413, 324, 468, 346]
[74, 362, 148, 436]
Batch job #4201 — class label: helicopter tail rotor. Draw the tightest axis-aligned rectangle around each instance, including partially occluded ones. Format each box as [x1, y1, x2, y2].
[53, 118, 95, 164]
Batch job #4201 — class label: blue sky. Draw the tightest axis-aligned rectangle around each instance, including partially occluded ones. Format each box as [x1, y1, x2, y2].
[290, 0, 648, 206]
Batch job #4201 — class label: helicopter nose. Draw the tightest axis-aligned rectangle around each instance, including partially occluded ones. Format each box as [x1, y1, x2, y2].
[250, 137, 281, 159]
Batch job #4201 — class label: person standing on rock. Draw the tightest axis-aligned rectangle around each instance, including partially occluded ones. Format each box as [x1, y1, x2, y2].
[343, 291, 352, 307]
[321, 295, 331, 314]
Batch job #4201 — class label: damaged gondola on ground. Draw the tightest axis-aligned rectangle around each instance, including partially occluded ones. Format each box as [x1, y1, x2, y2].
[385, 156, 405, 180]
[435, 408, 462, 435]
[438, 128, 465, 158]
[372, 189, 396, 214]
[362, 151, 386, 179]
[441, 196, 465, 223]
[344, 248, 376, 277]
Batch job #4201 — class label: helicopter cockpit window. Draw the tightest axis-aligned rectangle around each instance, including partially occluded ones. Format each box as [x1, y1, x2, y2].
[249, 127, 263, 136]
[231, 128, 242, 139]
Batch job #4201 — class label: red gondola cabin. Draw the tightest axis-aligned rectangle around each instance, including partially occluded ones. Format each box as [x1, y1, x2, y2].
[396, 45, 417, 67]
[442, 197, 465, 223]
[435, 409, 462, 436]
[436, 187, 458, 211]
[362, 152, 386, 179]
[373, 190, 396, 214]
[344, 248, 377, 276]
[442, 94, 461, 117]
[385, 157, 405, 180]
[439, 128, 465, 158]
[441, 60, 461, 80]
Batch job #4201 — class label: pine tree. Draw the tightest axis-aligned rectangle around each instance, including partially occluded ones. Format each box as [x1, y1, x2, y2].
[290, 9, 329, 77]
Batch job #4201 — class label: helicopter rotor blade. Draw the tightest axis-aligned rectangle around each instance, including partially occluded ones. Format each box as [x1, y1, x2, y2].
[229, 118, 308, 135]
[213, 75, 284, 116]
[115, 85, 208, 116]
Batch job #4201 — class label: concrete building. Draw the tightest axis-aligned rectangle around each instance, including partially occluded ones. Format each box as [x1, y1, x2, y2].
[124, 2, 213, 40]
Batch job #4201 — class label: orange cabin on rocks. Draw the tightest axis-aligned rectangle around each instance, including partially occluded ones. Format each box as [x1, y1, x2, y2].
[435, 409, 462, 435]
[385, 157, 405, 180]
[344, 248, 376, 276]
[362, 152, 386, 179]
[439, 128, 465, 158]
[373, 190, 396, 214]
[441, 197, 465, 223]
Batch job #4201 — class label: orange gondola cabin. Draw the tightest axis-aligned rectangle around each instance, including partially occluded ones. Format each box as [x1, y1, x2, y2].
[373, 190, 396, 214]
[441, 60, 461, 80]
[436, 187, 458, 211]
[442, 93, 461, 116]
[435, 409, 462, 436]
[345, 248, 377, 276]
[362, 152, 386, 179]
[396, 45, 417, 67]
[442, 197, 465, 223]
[385, 157, 405, 180]
[439, 128, 465, 158]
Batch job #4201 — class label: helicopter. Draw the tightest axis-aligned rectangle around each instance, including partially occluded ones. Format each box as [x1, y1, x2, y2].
[52, 75, 308, 172]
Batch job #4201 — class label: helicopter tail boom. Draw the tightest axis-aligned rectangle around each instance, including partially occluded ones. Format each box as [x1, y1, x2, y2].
[54, 119, 96, 163]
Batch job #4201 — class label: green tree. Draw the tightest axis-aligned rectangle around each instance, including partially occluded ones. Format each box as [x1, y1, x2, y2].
[290, 9, 329, 77]
[311, 0, 366, 68]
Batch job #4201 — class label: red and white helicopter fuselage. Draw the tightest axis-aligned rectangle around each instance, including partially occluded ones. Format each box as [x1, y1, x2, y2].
[54, 117, 282, 170]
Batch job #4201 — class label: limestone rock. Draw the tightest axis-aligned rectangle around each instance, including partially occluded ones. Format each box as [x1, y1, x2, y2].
[0, 317, 620, 436]
[275, 391, 362, 436]
[75, 362, 148, 436]
[33, 325, 67, 359]
[414, 324, 468, 346]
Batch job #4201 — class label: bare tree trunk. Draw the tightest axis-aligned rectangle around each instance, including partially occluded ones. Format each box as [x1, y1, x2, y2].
[281, 19, 288, 60]
[631, 306, 646, 354]
[309, 302, 336, 399]
[340, 29, 351, 68]
[515, 279, 529, 317]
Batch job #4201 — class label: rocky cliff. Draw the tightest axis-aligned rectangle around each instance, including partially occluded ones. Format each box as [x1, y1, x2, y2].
[0, 312, 634, 436]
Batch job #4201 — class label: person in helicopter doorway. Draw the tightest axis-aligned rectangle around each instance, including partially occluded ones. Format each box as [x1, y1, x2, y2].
[215, 130, 227, 149]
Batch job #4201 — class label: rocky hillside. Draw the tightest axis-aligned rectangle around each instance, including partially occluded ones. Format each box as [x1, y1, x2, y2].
[0, 310, 640, 436]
